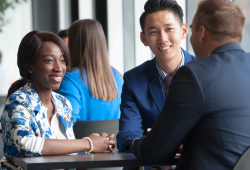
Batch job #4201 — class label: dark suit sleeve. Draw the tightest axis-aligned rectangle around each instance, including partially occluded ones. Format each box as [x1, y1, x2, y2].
[131, 65, 205, 164]
[117, 73, 145, 151]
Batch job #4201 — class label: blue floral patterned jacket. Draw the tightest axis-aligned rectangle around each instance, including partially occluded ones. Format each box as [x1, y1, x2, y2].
[1, 82, 75, 157]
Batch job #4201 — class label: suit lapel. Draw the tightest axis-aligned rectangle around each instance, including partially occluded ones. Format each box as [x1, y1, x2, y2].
[148, 50, 194, 112]
[148, 58, 165, 112]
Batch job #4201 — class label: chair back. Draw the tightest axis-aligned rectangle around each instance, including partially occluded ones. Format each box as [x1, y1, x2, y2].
[73, 119, 119, 151]
[233, 146, 250, 170]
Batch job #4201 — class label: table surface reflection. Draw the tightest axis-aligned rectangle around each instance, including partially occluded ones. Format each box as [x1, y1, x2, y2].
[7, 151, 179, 170]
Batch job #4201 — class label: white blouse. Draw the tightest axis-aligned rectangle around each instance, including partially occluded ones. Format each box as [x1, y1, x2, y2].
[44, 96, 67, 140]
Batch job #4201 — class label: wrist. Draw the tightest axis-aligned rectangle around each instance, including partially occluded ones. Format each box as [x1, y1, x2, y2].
[83, 137, 93, 154]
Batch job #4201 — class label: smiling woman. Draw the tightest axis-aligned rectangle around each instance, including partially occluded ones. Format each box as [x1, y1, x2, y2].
[0, 30, 116, 168]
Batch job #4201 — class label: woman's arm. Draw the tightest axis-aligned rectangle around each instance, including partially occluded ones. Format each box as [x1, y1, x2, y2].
[2, 97, 115, 156]
[41, 133, 116, 155]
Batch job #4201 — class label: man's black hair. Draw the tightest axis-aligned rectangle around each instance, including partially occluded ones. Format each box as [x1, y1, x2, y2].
[140, 0, 183, 33]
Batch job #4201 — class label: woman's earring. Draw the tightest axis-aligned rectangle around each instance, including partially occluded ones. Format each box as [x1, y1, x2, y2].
[29, 71, 32, 73]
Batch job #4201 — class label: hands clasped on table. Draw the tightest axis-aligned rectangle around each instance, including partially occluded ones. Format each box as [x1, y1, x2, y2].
[87, 133, 116, 153]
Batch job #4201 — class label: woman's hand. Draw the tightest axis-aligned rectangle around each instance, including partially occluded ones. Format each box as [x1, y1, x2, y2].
[87, 133, 116, 153]
[103, 133, 116, 152]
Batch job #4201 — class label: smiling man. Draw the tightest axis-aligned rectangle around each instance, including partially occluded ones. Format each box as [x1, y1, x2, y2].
[117, 0, 194, 169]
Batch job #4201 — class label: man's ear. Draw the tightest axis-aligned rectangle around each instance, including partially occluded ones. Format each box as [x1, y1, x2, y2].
[140, 32, 149, 46]
[199, 26, 206, 43]
[181, 23, 188, 39]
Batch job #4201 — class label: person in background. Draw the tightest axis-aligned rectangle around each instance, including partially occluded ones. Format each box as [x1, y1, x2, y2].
[58, 29, 69, 47]
[56, 19, 123, 124]
[117, 0, 194, 169]
[130, 0, 250, 170]
[1, 31, 115, 168]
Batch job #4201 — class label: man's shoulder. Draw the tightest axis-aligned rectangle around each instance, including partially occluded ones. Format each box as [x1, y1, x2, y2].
[124, 58, 155, 78]
[181, 48, 196, 63]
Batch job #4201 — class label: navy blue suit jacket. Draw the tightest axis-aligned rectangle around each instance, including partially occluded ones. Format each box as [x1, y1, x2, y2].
[131, 43, 250, 170]
[117, 48, 195, 151]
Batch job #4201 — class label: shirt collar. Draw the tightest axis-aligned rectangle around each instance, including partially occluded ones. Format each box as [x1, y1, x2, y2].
[156, 49, 185, 80]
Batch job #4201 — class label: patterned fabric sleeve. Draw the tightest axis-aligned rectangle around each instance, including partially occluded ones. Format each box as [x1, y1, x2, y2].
[1, 94, 44, 157]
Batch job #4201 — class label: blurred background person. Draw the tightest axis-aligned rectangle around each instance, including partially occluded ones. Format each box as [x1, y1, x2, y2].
[58, 29, 69, 48]
[56, 19, 123, 124]
[1, 31, 115, 168]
